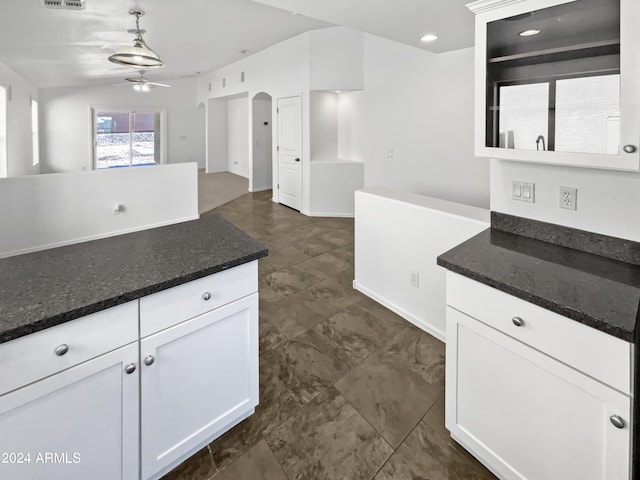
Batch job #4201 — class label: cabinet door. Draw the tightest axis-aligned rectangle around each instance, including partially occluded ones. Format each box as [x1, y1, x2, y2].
[469, 0, 640, 170]
[0, 342, 139, 480]
[446, 307, 631, 480]
[140, 293, 259, 480]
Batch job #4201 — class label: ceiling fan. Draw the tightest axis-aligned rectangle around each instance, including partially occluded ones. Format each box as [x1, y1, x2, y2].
[119, 71, 170, 92]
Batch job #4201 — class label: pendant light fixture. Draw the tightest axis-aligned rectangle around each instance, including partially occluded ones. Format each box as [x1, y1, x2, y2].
[108, 10, 164, 69]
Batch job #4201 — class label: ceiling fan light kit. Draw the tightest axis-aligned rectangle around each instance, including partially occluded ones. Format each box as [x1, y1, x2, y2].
[108, 10, 164, 69]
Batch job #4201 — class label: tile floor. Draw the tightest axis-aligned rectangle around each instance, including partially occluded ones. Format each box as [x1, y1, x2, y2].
[162, 190, 496, 480]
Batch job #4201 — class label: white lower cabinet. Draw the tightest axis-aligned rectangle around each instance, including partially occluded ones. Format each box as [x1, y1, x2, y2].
[445, 273, 633, 480]
[0, 261, 260, 480]
[140, 294, 259, 480]
[0, 342, 139, 480]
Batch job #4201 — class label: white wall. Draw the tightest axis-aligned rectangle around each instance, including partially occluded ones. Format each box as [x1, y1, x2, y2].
[206, 98, 228, 173]
[227, 96, 249, 178]
[39, 78, 205, 173]
[251, 95, 273, 191]
[339, 38, 489, 209]
[354, 187, 489, 340]
[309, 27, 364, 91]
[310, 91, 338, 161]
[310, 160, 363, 216]
[491, 159, 640, 242]
[0, 163, 199, 258]
[0, 62, 39, 177]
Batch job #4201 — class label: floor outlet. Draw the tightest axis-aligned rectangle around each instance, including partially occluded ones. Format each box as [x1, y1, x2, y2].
[410, 270, 419, 287]
[559, 186, 577, 210]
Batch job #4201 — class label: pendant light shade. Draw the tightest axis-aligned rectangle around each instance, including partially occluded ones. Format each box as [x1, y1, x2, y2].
[108, 10, 164, 69]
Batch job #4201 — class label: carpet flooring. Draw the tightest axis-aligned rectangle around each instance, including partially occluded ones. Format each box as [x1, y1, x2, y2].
[198, 170, 249, 214]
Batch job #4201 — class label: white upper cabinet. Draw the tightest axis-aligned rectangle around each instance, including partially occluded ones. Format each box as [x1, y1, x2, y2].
[467, 0, 640, 170]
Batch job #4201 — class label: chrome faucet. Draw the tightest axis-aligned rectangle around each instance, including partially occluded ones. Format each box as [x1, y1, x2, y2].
[536, 135, 546, 151]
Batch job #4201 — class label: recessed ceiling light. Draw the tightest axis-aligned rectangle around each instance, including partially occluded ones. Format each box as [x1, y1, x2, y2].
[420, 33, 438, 43]
[519, 29, 541, 37]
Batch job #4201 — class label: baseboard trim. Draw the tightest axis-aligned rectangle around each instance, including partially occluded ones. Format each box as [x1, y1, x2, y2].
[250, 186, 272, 193]
[353, 280, 446, 342]
[0, 215, 200, 259]
[302, 210, 355, 218]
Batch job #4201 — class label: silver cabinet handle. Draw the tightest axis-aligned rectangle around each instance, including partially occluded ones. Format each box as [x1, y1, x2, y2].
[55, 344, 69, 356]
[144, 355, 155, 366]
[623, 145, 637, 154]
[202, 292, 212, 301]
[610, 415, 625, 429]
[512, 317, 525, 327]
[124, 363, 136, 374]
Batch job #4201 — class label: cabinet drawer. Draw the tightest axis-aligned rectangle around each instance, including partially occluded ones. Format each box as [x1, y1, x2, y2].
[0, 301, 138, 396]
[446, 272, 632, 394]
[140, 261, 258, 337]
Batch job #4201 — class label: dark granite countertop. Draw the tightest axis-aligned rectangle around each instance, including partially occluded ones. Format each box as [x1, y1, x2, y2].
[437, 228, 640, 342]
[0, 214, 268, 344]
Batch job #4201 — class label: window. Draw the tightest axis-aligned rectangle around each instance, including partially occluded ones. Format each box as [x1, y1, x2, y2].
[0, 86, 6, 178]
[31, 98, 39, 166]
[93, 108, 165, 169]
[496, 74, 620, 153]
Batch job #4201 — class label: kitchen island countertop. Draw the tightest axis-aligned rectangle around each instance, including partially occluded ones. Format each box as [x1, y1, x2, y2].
[0, 213, 268, 344]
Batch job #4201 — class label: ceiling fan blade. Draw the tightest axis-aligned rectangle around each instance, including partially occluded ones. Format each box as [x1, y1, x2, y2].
[148, 82, 170, 88]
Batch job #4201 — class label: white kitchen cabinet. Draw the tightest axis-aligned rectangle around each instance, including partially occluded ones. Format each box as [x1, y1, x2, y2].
[140, 293, 259, 480]
[0, 342, 139, 480]
[445, 272, 633, 480]
[467, 0, 640, 170]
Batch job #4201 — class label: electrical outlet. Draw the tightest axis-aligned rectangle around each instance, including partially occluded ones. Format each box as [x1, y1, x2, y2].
[559, 186, 577, 210]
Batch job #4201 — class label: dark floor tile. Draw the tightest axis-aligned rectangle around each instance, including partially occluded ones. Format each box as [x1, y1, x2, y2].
[259, 245, 311, 274]
[331, 242, 354, 266]
[209, 349, 300, 470]
[316, 303, 407, 363]
[160, 447, 217, 480]
[271, 328, 355, 406]
[334, 337, 442, 448]
[318, 228, 354, 248]
[260, 289, 341, 339]
[295, 252, 351, 280]
[266, 386, 393, 480]
[259, 319, 287, 353]
[382, 325, 446, 387]
[264, 265, 324, 296]
[307, 269, 362, 309]
[375, 420, 496, 480]
[212, 441, 287, 480]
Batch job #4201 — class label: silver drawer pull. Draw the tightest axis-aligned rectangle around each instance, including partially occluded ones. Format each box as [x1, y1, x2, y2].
[144, 355, 155, 366]
[610, 415, 625, 429]
[124, 363, 136, 375]
[202, 292, 212, 301]
[623, 145, 637, 154]
[512, 317, 525, 327]
[55, 344, 69, 356]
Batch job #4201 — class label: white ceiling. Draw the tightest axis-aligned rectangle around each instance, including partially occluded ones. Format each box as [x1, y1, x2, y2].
[0, 0, 475, 89]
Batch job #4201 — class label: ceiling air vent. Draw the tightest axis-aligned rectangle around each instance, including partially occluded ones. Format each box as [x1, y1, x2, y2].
[41, 0, 86, 10]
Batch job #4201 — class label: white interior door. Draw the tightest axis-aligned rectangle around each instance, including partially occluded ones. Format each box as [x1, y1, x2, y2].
[277, 95, 302, 210]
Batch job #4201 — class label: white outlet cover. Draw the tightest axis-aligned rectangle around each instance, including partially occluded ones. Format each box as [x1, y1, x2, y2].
[559, 186, 577, 210]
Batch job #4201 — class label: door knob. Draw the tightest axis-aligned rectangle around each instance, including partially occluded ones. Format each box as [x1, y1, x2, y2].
[295, 157, 300, 162]
[623, 145, 636, 153]
[202, 291, 212, 301]
[144, 355, 155, 366]
[124, 363, 136, 374]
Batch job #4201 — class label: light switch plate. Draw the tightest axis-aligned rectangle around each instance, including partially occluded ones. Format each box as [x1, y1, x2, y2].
[512, 181, 535, 203]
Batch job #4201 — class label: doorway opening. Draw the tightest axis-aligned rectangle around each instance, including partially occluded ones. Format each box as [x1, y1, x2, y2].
[251, 92, 273, 192]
